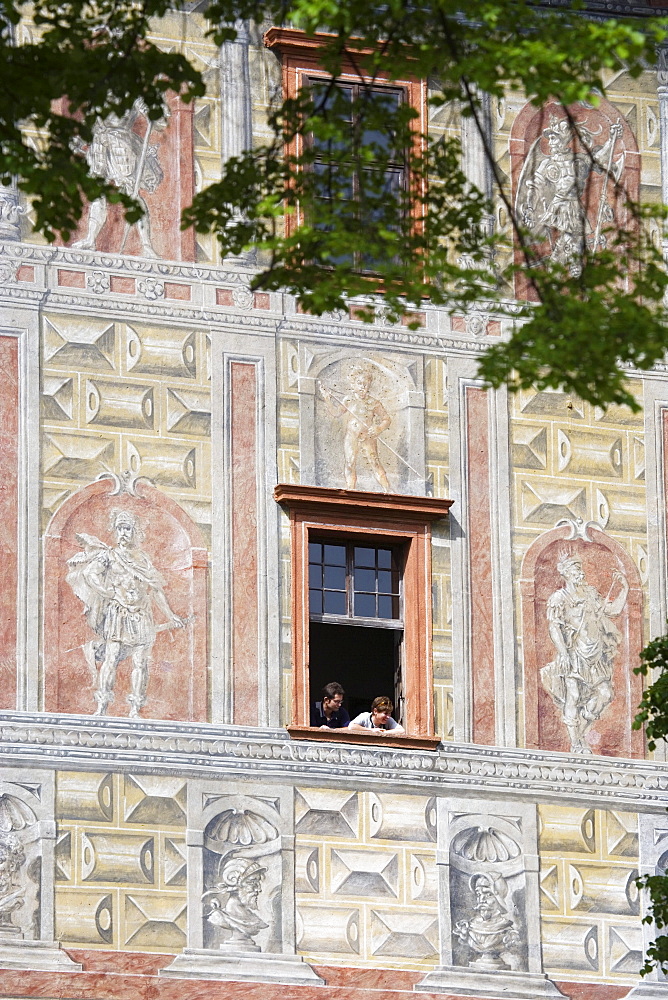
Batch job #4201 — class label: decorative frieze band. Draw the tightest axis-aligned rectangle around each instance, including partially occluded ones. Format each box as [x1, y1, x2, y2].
[0, 714, 665, 809]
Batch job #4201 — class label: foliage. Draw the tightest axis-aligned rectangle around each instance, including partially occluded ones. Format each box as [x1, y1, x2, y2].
[0, 0, 204, 240]
[634, 631, 668, 751]
[633, 632, 668, 974]
[1, 0, 668, 406]
[636, 871, 668, 974]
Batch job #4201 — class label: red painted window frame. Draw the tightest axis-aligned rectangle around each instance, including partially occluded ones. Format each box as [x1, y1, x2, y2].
[274, 484, 452, 748]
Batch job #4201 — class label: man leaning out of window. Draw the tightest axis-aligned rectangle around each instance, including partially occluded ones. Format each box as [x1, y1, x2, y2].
[310, 682, 351, 729]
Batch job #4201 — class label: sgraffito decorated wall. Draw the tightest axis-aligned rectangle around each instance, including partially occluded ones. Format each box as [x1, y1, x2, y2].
[0, 8, 667, 1000]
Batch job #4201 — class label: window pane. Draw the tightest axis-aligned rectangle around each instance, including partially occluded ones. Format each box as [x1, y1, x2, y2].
[377, 570, 393, 594]
[377, 549, 392, 569]
[324, 565, 346, 590]
[313, 162, 354, 201]
[354, 593, 376, 618]
[312, 81, 352, 117]
[354, 546, 376, 568]
[354, 567, 376, 592]
[309, 542, 323, 563]
[309, 589, 323, 614]
[311, 84, 353, 156]
[360, 90, 401, 153]
[324, 590, 347, 615]
[377, 595, 394, 619]
[309, 564, 322, 588]
[324, 544, 346, 566]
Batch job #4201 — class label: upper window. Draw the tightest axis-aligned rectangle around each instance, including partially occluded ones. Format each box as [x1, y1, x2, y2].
[306, 78, 407, 270]
[263, 28, 426, 256]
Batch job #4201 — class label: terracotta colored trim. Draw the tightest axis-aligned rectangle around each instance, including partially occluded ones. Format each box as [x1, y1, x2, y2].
[230, 362, 260, 725]
[286, 725, 441, 750]
[276, 485, 445, 738]
[0, 335, 18, 710]
[0, 964, 631, 1000]
[274, 483, 453, 520]
[465, 387, 495, 746]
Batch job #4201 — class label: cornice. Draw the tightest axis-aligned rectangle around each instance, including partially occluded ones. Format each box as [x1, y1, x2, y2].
[4, 241, 668, 370]
[274, 483, 454, 519]
[44, 290, 259, 328]
[0, 286, 48, 306]
[0, 712, 665, 810]
[0, 241, 255, 284]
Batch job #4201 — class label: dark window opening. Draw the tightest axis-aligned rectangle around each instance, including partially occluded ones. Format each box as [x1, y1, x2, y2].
[308, 539, 404, 723]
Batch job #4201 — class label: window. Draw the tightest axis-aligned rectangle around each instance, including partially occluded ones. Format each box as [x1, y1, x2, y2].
[274, 484, 452, 746]
[306, 78, 407, 270]
[308, 538, 404, 721]
[263, 28, 426, 248]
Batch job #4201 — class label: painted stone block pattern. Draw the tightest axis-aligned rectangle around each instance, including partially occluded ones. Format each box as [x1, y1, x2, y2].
[41, 314, 211, 540]
[538, 804, 642, 985]
[54, 772, 187, 952]
[295, 788, 438, 970]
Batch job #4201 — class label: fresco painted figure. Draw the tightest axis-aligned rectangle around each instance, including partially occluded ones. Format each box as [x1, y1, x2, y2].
[66, 508, 186, 718]
[454, 871, 520, 970]
[319, 365, 392, 491]
[516, 114, 624, 274]
[0, 834, 25, 937]
[204, 857, 268, 951]
[541, 549, 628, 754]
[72, 98, 167, 257]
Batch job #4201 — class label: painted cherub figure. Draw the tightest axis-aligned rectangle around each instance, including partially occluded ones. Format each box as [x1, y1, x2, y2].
[320, 365, 392, 491]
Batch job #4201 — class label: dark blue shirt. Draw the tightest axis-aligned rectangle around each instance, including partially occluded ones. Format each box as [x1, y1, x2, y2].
[310, 702, 350, 728]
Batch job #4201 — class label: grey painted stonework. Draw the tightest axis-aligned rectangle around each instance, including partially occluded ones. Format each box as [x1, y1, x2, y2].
[415, 797, 565, 1000]
[624, 814, 668, 998]
[160, 779, 323, 984]
[0, 769, 81, 972]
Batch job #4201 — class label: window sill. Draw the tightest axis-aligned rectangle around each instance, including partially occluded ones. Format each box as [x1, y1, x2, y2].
[286, 725, 441, 751]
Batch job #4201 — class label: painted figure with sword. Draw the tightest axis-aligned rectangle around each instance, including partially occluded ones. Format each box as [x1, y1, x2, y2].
[516, 112, 624, 276]
[66, 509, 188, 718]
[319, 365, 393, 492]
[72, 98, 167, 257]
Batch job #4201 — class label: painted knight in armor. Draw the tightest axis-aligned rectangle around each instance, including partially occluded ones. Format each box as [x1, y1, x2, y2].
[66, 509, 185, 718]
[516, 113, 624, 274]
[72, 98, 166, 257]
[542, 550, 628, 754]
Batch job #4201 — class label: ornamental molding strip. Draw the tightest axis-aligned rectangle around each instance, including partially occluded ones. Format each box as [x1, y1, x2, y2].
[6, 243, 668, 367]
[0, 714, 665, 809]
